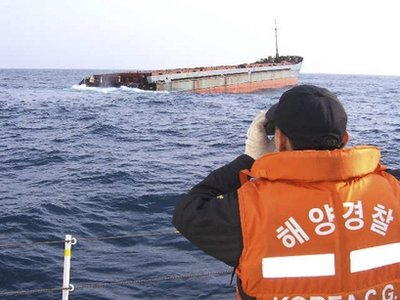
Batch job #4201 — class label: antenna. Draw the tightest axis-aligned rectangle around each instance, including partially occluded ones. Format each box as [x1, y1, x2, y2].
[274, 19, 279, 59]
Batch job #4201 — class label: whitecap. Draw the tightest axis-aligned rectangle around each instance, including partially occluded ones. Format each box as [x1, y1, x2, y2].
[71, 84, 169, 94]
[120, 85, 170, 94]
[71, 84, 119, 94]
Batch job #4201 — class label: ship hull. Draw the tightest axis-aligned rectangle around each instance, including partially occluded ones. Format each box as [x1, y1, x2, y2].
[192, 77, 298, 93]
[153, 63, 302, 93]
[79, 60, 302, 93]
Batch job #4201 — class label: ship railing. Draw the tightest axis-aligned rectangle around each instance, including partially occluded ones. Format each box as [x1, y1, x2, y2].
[0, 230, 231, 299]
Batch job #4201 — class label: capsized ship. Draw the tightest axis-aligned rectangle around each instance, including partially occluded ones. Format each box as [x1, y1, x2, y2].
[78, 55, 302, 93]
[78, 21, 302, 93]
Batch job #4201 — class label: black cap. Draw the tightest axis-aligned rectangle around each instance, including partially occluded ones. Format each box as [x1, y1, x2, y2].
[265, 85, 347, 148]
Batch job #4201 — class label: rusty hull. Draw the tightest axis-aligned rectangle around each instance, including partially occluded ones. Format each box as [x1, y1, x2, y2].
[79, 58, 302, 93]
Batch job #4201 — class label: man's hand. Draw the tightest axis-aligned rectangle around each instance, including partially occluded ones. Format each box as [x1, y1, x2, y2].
[244, 111, 276, 159]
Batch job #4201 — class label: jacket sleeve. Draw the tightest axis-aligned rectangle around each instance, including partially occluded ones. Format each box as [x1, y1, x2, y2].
[172, 154, 255, 267]
[387, 169, 400, 180]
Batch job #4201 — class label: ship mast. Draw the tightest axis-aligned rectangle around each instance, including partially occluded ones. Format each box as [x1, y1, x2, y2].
[274, 19, 279, 59]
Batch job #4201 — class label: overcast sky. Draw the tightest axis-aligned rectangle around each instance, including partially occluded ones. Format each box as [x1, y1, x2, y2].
[1, 0, 399, 75]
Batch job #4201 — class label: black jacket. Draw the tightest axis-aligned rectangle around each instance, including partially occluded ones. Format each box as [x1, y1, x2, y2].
[172, 154, 400, 268]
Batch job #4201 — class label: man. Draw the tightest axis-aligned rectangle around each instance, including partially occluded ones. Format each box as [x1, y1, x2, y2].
[173, 85, 400, 299]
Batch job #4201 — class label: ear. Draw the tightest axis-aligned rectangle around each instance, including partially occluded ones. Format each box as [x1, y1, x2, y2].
[341, 131, 350, 147]
[275, 128, 292, 151]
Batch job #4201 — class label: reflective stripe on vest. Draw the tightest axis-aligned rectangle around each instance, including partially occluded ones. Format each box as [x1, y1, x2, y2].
[262, 253, 335, 278]
[350, 242, 400, 273]
[262, 242, 400, 279]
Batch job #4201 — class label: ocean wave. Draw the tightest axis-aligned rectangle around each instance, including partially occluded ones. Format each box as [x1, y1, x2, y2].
[2, 70, 400, 299]
[3, 151, 66, 170]
[71, 84, 120, 94]
[85, 122, 127, 136]
[120, 85, 170, 94]
[75, 170, 135, 185]
[71, 84, 169, 94]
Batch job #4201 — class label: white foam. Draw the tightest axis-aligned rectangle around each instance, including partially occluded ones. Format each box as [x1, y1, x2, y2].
[72, 84, 169, 94]
[71, 84, 118, 94]
[120, 86, 170, 94]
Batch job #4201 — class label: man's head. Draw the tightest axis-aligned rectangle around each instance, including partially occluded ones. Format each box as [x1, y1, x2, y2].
[266, 85, 348, 151]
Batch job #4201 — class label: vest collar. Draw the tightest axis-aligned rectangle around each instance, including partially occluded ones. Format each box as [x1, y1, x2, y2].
[250, 146, 383, 182]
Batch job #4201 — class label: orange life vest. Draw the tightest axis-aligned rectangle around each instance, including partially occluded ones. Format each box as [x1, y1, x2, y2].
[237, 146, 400, 299]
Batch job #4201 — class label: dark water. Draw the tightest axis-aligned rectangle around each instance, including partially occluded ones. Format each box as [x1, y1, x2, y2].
[0, 69, 399, 299]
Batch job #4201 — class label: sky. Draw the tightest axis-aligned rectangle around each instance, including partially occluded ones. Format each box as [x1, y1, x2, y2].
[1, 0, 400, 76]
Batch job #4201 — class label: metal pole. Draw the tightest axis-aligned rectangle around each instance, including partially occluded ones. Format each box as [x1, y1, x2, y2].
[62, 234, 76, 300]
[275, 19, 279, 59]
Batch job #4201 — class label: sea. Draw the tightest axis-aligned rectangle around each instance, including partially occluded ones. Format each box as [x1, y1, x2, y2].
[0, 69, 399, 300]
